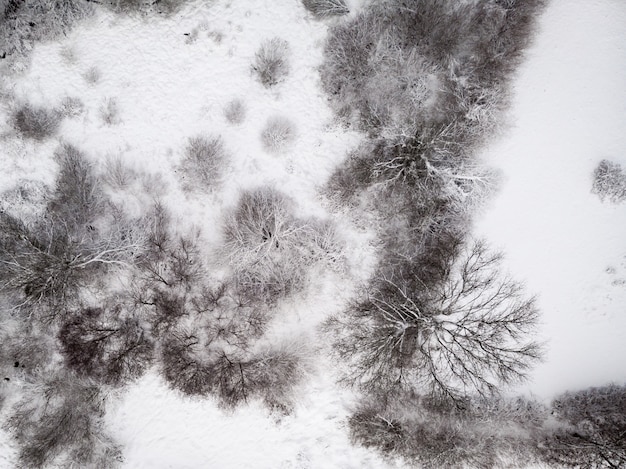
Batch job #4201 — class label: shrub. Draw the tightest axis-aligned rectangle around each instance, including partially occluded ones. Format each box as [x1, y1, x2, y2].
[59, 96, 85, 118]
[0, 179, 50, 225]
[83, 66, 101, 85]
[11, 103, 61, 140]
[178, 136, 228, 192]
[6, 372, 122, 468]
[0, 0, 93, 58]
[260, 115, 296, 154]
[223, 99, 246, 125]
[252, 37, 291, 88]
[102, 155, 138, 190]
[108, 0, 187, 16]
[100, 97, 121, 125]
[592, 159, 626, 203]
[538, 384, 626, 468]
[50, 143, 105, 230]
[302, 0, 349, 18]
[222, 187, 344, 303]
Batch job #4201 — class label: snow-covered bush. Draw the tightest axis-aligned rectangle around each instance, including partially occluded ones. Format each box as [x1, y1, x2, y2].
[252, 37, 291, 88]
[223, 98, 246, 125]
[222, 187, 344, 303]
[99, 97, 121, 125]
[6, 372, 122, 468]
[178, 136, 228, 191]
[59, 96, 85, 118]
[592, 159, 626, 203]
[538, 384, 626, 468]
[109, 0, 187, 16]
[102, 155, 138, 190]
[0, 0, 92, 57]
[260, 115, 296, 154]
[11, 103, 61, 140]
[302, 0, 349, 18]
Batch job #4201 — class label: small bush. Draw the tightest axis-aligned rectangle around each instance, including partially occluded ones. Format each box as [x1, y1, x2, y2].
[100, 97, 121, 125]
[50, 143, 105, 230]
[178, 136, 228, 192]
[12, 103, 61, 140]
[260, 115, 296, 154]
[108, 0, 187, 16]
[302, 0, 349, 18]
[592, 159, 626, 203]
[252, 37, 291, 88]
[59, 96, 85, 118]
[223, 99, 246, 125]
[83, 66, 101, 85]
[102, 155, 138, 189]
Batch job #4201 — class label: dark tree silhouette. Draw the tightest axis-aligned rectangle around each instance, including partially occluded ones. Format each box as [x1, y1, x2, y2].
[328, 240, 542, 402]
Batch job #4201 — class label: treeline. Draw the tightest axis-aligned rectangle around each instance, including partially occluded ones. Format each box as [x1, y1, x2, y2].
[319, 0, 625, 467]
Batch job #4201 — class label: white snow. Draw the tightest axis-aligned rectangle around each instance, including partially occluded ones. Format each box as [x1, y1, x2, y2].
[474, 0, 626, 399]
[1, 0, 625, 466]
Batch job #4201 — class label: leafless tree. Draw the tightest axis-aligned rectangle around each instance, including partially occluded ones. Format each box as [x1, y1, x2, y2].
[58, 305, 154, 386]
[222, 187, 344, 303]
[328, 239, 542, 402]
[6, 371, 122, 468]
[0, 145, 146, 312]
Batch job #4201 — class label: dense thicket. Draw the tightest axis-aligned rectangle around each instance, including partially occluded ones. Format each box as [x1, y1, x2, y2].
[323, 0, 545, 400]
[320, 0, 556, 465]
[0, 142, 328, 466]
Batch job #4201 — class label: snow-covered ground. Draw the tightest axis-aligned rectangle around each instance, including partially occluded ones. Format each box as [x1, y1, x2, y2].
[1, 0, 625, 467]
[475, 0, 626, 399]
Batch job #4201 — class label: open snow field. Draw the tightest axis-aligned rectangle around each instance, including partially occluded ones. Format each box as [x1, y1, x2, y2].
[474, 0, 626, 399]
[0, 0, 624, 467]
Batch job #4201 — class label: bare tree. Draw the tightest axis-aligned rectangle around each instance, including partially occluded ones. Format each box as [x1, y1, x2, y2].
[6, 371, 122, 468]
[327, 239, 542, 402]
[0, 145, 146, 312]
[58, 305, 154, 386]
